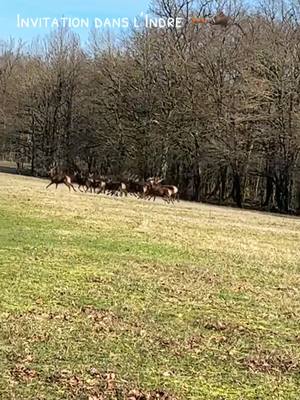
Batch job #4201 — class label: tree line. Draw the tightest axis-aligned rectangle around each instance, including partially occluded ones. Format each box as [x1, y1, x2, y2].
[1, 0, 300, 213]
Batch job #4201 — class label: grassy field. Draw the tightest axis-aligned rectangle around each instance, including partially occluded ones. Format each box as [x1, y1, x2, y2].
[0, 172, 299, 399]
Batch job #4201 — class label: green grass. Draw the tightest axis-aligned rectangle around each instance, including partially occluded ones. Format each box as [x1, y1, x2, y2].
[0, 173, 299, 399]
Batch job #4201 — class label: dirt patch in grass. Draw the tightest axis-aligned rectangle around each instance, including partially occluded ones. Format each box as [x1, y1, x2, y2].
[244, 349, 300, 374]
[11, 364, 38, 382]
[46, 369, 177, 400]
[203, 319, 250, 335]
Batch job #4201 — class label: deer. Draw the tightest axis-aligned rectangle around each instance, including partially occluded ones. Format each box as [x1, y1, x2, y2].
[119, 174, 145, 198]
[46, 167, 76, 192]
[209, 11, 245, 35]
[85, 173, 103, 193]
[105, 180, 128, 197]
[143, 181, 172, 203]
[74, 171, 88, 192]
[97, 179, 107, 194]
[155, 179, 179, 203]
[148, 177, 179, 203]
[126, 181, 145, 197]
[144, 177, 178, 203]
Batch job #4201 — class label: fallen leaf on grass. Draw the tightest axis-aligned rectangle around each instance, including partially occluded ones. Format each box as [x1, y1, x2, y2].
[11, 364, 38, 382]
[204, 321, 227, 331]
[245, 350, 300, 374]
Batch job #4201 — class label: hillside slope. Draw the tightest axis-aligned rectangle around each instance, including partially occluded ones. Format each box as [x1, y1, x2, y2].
[0, 173, 299, 399]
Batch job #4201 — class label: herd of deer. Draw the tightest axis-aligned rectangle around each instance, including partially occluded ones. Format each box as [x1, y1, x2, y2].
[46, 168, 179, 204]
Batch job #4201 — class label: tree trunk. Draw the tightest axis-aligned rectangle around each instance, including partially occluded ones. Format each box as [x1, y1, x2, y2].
[233, 173, 243, 208]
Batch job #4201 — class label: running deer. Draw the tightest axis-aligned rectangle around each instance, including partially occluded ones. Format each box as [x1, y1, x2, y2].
[85, 173, 106, 194]
[46, 167, 76, 192]
[144, 177, 179, 203]
[105, 180, 128, 196]
[126, 181, 145, 197]
[74, 171, 88, 192]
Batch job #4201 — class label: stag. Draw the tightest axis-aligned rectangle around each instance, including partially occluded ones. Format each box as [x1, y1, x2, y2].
[46, 167, 76, 192]
[143, 181, 172, 203]
[209, 11, 245, 34]
[144, 177, 178, 203]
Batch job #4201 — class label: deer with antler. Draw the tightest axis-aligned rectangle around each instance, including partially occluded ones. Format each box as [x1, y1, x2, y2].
[144, 177, 179, 204]
[46, 166, 76, 192]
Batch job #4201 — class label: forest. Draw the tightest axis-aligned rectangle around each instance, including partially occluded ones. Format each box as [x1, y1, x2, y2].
[1, 0, 300, 213]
